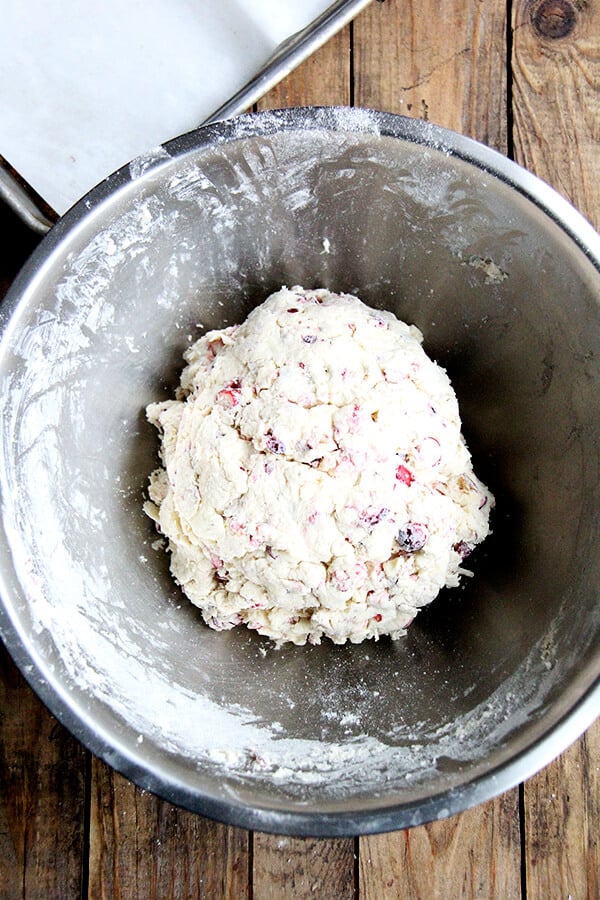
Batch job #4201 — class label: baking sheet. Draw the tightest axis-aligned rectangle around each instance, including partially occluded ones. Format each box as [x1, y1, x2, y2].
[0, 0, 371, 226]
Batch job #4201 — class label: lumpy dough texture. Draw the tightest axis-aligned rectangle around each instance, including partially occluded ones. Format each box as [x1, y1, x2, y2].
[145, 287, 493, 646]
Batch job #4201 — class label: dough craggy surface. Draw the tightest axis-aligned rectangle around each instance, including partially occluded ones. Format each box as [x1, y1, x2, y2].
[146, 287, 493, 645]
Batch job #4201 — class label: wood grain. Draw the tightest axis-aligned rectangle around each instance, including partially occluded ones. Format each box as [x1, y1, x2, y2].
[512, 0, 600, 228]
[252, 833, 356, 899]
[360, 793, 521, 899]
[523, 709, 599, 899]
[88, 758, 249, 899]
[353, 0, 508, 150]
[256, 22, 351, 110]
[512, 5, 600, 898]
[0, 645, 87, 900]
[353, 3, 522, 895]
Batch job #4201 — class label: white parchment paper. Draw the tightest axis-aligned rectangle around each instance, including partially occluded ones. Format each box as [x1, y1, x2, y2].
[0, 0, 337, 215]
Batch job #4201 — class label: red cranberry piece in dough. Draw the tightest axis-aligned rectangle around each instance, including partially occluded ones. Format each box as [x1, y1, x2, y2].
[395, 464, 414, 486]
[396, 523, 428, 553]
[266, 432, 286, 454]
[416, 436, 441, 467]
[217, 378, 242, 406]
[453, 540, 473, 559]
[360, 507, 390, 526]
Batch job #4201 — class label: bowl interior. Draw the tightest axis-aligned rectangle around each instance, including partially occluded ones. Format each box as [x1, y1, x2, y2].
[1, 109, 599, 831]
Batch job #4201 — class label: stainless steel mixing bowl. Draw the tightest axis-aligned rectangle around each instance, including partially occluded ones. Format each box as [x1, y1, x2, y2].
[0, 107, 598, 836]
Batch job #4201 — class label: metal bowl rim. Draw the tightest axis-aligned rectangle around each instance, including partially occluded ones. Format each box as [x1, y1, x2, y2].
[1, 106, 599, 836]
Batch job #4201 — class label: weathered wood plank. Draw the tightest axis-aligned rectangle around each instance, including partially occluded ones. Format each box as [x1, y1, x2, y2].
[359, 792, 521, 899]
[0, 645, 87, 900]
[256, 23, 351, 111]
[353, 3, 521, 896]
[353, 0, 508, 150]
[512, 5, 600, 899]
[88, 758, 249, 900]
[523, 720, 599, 900]
[252, 834, 356, 900]
[512, 0, 600, 229]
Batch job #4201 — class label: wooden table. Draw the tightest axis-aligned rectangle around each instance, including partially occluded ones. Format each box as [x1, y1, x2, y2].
[1, 1, 599, 897]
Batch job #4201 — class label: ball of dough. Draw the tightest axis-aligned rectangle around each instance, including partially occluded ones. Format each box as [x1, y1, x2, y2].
[145, 287, 493, 645]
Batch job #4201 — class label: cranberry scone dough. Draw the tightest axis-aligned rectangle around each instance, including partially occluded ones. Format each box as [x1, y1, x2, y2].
[145, 287, 493, 645]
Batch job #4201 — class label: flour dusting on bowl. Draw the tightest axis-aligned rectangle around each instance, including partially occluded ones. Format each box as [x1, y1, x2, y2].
[0, 108, 598, 835]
